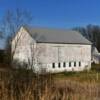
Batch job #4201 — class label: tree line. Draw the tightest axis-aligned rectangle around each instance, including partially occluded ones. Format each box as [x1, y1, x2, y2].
[73, 25, 100, 52]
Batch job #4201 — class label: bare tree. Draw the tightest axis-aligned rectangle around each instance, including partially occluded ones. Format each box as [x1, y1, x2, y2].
[1, 9, 32, 37]
[73, 25, 100, 52]
[0, 8, 33, 64]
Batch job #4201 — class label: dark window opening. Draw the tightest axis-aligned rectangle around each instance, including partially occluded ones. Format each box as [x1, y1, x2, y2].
[74, 62, 76, 67]
[79, 62, 81, 67]
[63, 62, 66, 67]
[69, 62, 71, 67]
[52, 63, 55, 68]
[58, 63, 61, 68]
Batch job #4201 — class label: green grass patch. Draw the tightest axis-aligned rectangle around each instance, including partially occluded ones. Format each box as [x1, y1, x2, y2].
[53, 64, 100, 83]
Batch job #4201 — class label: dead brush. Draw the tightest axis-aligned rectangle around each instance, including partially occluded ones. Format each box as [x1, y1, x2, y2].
[0, 70, 100, 100]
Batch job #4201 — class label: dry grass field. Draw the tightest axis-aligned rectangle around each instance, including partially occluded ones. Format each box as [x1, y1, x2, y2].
[0, 64, 100, 100]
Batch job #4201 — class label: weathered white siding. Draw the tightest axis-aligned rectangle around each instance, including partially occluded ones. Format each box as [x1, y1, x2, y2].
[36, 43, 91, 72]
[12, 27, 91, 73]
[12, 27, 36, 65]
[92, 54, 100, 64]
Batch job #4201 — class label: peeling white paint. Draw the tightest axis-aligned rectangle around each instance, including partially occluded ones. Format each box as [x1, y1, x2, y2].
[12, 27, 91, 73]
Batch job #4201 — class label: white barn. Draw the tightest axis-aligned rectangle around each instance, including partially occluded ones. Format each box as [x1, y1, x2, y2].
[12, 26, 92, 73]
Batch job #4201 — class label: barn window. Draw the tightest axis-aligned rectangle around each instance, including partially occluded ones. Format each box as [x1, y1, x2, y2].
[79, 62, 81, 67]
[52, 63, 55, 68]
[58, 63, 61, 68]
[69, 62, 71, 67]
[63, 62, 66, 67]
[74, 62, 76, 67]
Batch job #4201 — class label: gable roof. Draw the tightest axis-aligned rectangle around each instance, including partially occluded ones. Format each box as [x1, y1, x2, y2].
[23, 26, 91, 45]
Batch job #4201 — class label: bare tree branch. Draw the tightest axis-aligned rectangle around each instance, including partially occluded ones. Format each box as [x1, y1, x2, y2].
[0, 9, 33, 65]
